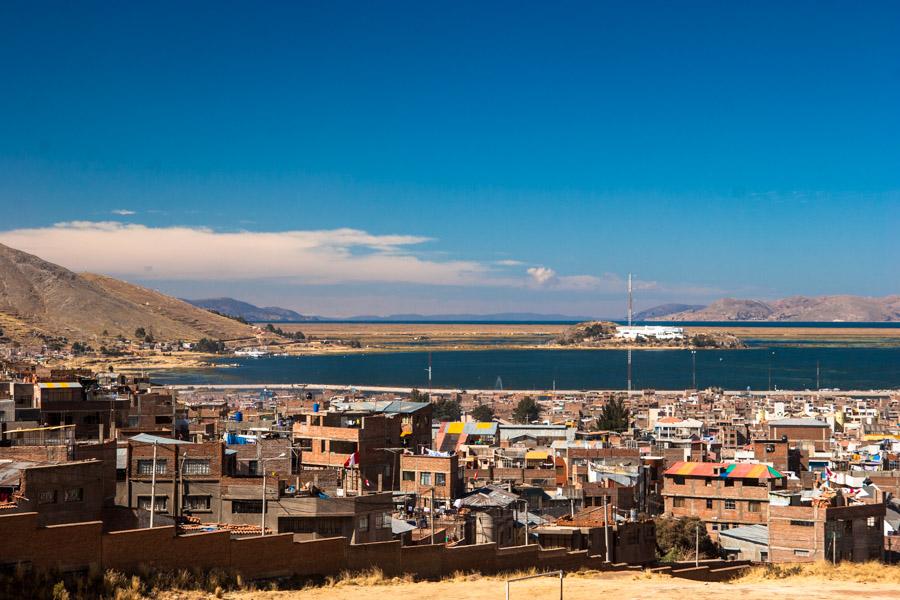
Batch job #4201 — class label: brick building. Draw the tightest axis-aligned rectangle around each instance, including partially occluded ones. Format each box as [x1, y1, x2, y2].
[399, 453, 463, 502]
[768, 494, 885, 562]
[293, 411, 404, 492]
[663, 461, 787, 538]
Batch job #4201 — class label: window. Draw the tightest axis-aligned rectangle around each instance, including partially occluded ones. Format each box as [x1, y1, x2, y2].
[358, 515, 369, 532]
[402, 471, 415, 482]
[673, 497, 685, 508]
[790, 520, 814, 527]
[155, 415, 172, 425]
[672, 476, 685, 485]
[38, 490, 57, 504]
[724, 479, 735, 487]
[320, 440, 326, 453]
[127, 416, 140, 428]
[748, 501, 761, 513]
[137, 459, 166, 475]
[182, 459, 211, 476]
[137, 496, 168, 512]
[420, 472, 432, 486]
[380, 511, 392, 529]
[297, 438, 312, 451]
[182, 495, 211, 511]
[435, 472, 446, 486]
[793, 549, 811, 557]
[247, 460, 259, 476]
[724, 499, 736, 510]
[64, 488, 83, 502]
[374, 512, 383, 529]
[231, 500, 262, 514]
[706, 499, 713, 509]
[705, 479, 712, 487]
[711, 523, 719, 530]
[867, 517, 879, 528]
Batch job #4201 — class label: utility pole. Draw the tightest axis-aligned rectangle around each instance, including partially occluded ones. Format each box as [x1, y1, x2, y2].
[430, 487, 436, 545]
[522, 499, 530, 546]
[179, 451, 189, 519]
[691, 350, 697, 389]
[816, 360, 820, 391]
[260, 452, 286, 537]
[627, 273, 633, 393]
[603, 494, 611, 562]
[832, 530, 837, 564]
[149, 441, 158, 528]
[261, 463, 267, 536]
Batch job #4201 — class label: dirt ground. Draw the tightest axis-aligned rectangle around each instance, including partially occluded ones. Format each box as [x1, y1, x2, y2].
[157, 571, 900, 600]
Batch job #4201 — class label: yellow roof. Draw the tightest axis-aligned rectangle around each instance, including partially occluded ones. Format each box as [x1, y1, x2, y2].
[525, 451, 549, 460]
[37, 382, 82, 389]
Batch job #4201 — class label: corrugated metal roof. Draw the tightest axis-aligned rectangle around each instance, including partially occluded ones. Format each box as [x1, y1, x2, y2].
[768, 418, 829, 427]
[331, 400, 430, 414]
[664, 461, 784, 479]
[718, 524, 769, 546]
[443, 422, 498, 435]
[129, 433, 193, 445]
[37, 382, 82, 389]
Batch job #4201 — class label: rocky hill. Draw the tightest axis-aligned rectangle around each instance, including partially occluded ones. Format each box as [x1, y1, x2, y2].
[634, 303, 705, 320]
[185, 297, 317, 322]
[554, 320, 743, 348]
[656, 295, 900, 321]
[0, 243, 258, 344]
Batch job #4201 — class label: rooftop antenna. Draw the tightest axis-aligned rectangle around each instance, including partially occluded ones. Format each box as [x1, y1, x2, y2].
[627, 273, 633, 393]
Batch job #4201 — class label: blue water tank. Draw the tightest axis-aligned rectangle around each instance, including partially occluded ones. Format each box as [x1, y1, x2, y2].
[312, 402, 320, 413]
[233, 410, 243, 422]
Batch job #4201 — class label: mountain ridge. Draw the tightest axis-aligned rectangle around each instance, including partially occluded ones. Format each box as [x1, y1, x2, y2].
[0, 244, 258, 344]
[646, 295, 900, 321]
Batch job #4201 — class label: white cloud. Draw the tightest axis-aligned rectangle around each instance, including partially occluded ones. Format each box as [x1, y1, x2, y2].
[111, 209, 136, 216]
[0, 221, 723, 300]
[0, 221, 488, 286]
[527, 266, 559, 286]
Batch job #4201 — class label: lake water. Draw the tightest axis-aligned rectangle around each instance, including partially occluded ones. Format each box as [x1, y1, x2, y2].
[154, 347, 900, 390]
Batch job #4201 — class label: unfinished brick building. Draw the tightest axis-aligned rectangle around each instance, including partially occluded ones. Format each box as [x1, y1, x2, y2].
[663, 461, 787, 538]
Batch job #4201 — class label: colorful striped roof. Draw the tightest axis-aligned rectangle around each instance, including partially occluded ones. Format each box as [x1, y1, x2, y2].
[665, 461, 784, 479]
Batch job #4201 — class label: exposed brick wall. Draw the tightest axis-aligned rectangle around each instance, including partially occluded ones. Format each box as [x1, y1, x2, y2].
[0, 511, 656, 581]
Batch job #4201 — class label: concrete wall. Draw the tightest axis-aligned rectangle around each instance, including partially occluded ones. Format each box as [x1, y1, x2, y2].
[0, 511, 636, 581]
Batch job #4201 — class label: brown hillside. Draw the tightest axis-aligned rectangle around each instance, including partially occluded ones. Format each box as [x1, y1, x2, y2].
[660, 295, 900, 322]
[0, 243, 258, 343]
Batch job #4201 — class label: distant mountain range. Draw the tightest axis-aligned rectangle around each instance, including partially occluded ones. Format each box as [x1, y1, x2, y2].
[338, 312, 595, 322]
[185, 298, 319, 322]
[0, 244, 258, 343]
[633, 304, 705, 320]
[639, 296, 900, 322]
[181, 301, 594, 323]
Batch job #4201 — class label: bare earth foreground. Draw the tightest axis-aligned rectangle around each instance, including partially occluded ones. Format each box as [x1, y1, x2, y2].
[158, 570, 900, 600]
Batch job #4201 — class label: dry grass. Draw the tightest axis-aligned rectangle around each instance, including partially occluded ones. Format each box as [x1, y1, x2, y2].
[738, 560, 900, 584]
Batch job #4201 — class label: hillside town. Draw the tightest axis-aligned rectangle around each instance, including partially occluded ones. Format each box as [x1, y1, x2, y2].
[0, 357, 897, 583]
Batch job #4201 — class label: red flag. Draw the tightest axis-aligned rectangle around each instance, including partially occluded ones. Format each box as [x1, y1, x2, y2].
[343, 452, 359, 468]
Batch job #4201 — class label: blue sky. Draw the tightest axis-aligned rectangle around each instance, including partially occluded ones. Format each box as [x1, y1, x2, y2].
[0, 2, 897, 316]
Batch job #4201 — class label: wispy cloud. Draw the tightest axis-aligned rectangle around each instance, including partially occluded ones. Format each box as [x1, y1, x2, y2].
[111, 209, 136, 216]
[0, 221, 491, 286]
[0, 221, 723, 300]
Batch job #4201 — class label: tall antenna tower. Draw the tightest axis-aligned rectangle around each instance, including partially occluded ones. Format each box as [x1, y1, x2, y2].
[627, 273, 633, 393]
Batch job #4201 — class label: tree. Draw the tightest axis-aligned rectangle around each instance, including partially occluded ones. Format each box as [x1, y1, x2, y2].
[134, 327, 147, 339]
[595, 396, 629, 432]
[193, 338, 225, 353]
[409, 389, 426, 402]
[469, 403, 495, 422]
[432, 397, 461, 421]
[654, 516, 717, 562]
[512, 396, 540, 424]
